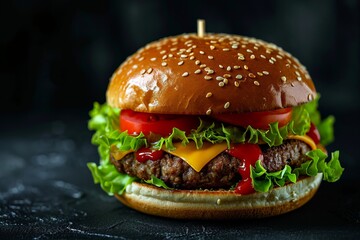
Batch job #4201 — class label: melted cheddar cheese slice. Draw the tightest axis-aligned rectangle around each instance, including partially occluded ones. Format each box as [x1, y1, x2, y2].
[166, 142, 228, 172]
[287, 135, 317, 150]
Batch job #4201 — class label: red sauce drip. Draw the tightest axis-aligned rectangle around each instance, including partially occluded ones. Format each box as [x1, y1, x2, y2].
[226, 143, 263, 195]
[307, 123, 321, 145]
[135, 147, 164, 163]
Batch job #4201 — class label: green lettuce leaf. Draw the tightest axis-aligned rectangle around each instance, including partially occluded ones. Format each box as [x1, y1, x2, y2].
[251, 149, 343, 192]
[303, 95, 335, 145]
[144, 176, 173, 189]
[87, 162, 137, 195]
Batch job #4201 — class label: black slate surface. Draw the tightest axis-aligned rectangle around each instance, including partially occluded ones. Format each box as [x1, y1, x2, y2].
[0, 112, 359, 239]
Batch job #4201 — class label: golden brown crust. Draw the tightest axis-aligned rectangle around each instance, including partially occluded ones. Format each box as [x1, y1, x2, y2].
[107, 34, 316, 115]
[115, 173, 322, 219]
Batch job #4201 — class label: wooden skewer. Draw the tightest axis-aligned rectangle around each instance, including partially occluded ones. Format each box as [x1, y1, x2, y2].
[197, 19, 205, 37]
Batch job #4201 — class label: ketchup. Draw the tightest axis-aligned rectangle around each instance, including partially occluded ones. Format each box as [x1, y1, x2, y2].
[135, 147, 164, 163]
[307, 123, 321, 145]
[226, 143, 263, 194]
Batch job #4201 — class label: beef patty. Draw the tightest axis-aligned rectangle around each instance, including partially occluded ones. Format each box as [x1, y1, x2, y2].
[110, 140, 311, 189]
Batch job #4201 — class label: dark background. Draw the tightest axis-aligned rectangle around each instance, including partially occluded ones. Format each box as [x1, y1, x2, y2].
[0, 0, 359, 239]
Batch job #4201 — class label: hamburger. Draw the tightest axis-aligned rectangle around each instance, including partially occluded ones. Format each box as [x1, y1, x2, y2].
[87, 22, 343, 219]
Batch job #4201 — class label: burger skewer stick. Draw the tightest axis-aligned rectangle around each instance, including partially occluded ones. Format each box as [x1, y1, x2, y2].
[197, 19, 205, 37]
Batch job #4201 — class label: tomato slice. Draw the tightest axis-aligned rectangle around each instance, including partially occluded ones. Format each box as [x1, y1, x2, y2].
[120, 110, 199, 136]
[307, 123, 320, 145]
[213, 108, 292, 130]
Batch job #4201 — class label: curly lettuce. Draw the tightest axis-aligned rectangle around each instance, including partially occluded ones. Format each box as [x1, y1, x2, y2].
[251, 149, 343, 192]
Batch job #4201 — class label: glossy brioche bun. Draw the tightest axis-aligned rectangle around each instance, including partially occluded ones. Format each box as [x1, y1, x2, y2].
[115, 173, 322, 219]
[107, 33, 316, 115]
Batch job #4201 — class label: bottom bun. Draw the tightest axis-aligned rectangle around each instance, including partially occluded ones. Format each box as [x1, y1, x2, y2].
[115, 173, 322, 219]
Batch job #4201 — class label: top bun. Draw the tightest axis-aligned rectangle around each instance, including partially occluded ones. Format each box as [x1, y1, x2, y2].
[107, 34, 316, 115]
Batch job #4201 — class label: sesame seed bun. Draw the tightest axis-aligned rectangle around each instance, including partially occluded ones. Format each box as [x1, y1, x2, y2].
[107, 33, 316, 115]
[115, 173, 322, 219]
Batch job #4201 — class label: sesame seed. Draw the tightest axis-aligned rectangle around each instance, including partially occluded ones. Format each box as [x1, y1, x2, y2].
[186, 49, 192, 53]
[160, 50, 166, 54]
[139, 56, 144, 61]
[208, 55, 214, 59]
[223, 48, 230, 51]
[276, 55, 283, 59]
[206, 109, 212, 115]
[281, 76, 287, 82]
[295, 71, 300, 76]
[204, 76, 212, 80]
[200, 64, 206, 68]
[206, 92, 212, 98]
[285, 63, 291, 68]
[194, 69, 201, 74]
[219, 64, 224, 69]
[206, 69, 215, 75]
[195, 60, 201, 65]
[236, 74, 243, 79]
[210, 40, 217, 44]
[266, 49, 272, 54]
[150, 57, 157, 61]
[224, 102, 230, 109]
[244, 65, 249, 70]
[297, 76, 302, 81]
[216, 76, 224, 81]
[140, 69, 146, 75]
[210, 45, 215, 50]
[218, 82, 225, 87]
[260, 55, 266, 59]
[269, 59, 275, 64]
[227, 66, 231, 71]
[161, 62, 167, 66]
[248, 73, 256, 78]
[234, 81, 240, 87]
[271, 57, 276, 62]
[200, 51, 205, 55]
[178, 61, 184, 66]
[147, 68, 153, 74]
[254, 80, 260, 86]
[257, 72, 263, 76]
[168, 54, 174, 58]
[232, 44, 238, 49]
[254, 46, 259, 50]
[189, 56, 195, 60]
[250, 54, 255, 59]
[182, 72, 189, 77]
[223, 78, 229, 84]
[223, 74, 231, 78]
[180, 54, 187, 58]
[233, 65, 240, 69]
[262, 71, 269, 75]
[170, 47, 177, 52]
[162, 55, 167, 60]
